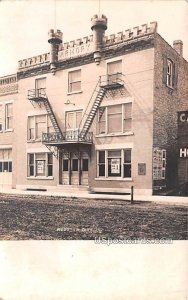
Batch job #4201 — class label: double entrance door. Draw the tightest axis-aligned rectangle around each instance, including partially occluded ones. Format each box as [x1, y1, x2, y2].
[60, 151, 89, 186]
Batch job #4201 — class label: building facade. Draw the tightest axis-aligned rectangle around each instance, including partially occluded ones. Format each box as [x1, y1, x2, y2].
[0, 15, 188, 195]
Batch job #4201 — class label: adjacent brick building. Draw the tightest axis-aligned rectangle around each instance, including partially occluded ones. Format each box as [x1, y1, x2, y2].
[0, 15, 188, 195]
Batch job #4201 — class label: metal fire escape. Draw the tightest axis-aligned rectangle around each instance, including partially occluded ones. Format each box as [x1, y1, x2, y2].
[28, 88, 63, 158]
[27, 73, 124, 158]
[79, 73, 124, 139]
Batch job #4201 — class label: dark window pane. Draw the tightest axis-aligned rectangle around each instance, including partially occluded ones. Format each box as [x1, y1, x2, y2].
[48, 154, 53, 164]
[63, 159, 68, 171]
[82, 159, 88, 171]
[99, 151, 105, 163]
[48, 165, 53, 176]
[72, 159, 78, 171]
[9, 162, 12, 172]
[4, 162, 8, 172]
[30, 166, 34, 176]
[0, 162, 2, 172]
[124, 149, 131, 163]
[29, 154, 34, 164]
[99, 164, 105, 176]
[124, 165, 131, 178]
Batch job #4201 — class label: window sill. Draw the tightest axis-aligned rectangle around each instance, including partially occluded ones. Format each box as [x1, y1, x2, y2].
[95, 177, 133, 181]
[27, 176, 54, 180]
[27, 139, 42, 143]
[67, 90, 83, 95]
[95, 132, 134, 138]
[4, 129, 13, 133]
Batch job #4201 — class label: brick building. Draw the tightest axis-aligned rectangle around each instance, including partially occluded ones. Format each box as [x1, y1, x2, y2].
[0, 15, 188, 195]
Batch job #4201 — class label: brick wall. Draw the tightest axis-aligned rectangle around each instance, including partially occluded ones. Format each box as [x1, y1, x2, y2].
[153, 33, 188, 189]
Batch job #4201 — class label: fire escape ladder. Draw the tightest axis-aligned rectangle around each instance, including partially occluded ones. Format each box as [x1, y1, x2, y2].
[43, 99, 62, 134]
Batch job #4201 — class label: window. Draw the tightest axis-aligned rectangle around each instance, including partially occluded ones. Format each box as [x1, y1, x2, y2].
[63, 159, 69, 171]
[0, 104, 2, 131]
[98, 103, 132, 134]
[5, 103, 13, 130]
[28, 153, 53, 177]
[68, 69, 81, 93]
[82, 159, 88, 172]
[97, 149, 132, 178]
[27, 114, 52, 141]
[65, 110, 82, 130]
[0, 149, 12, 172]
[107, 60, 122, 84]
[72, 159, 78, 171]
[167, 59, 173, 87]
[163, 57, 178, 88]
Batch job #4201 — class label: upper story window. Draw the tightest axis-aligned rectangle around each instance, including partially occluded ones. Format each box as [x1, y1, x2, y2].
[27, 114, 52, 141]
[0, 104, 2, 131]
[98, 103, 132, 135]
[68, 70, 81, 93]
[65, 110, 82, 131]
[163, 57, 178, 89]
[107, 60, 122, 83]
[5, 103, 13, 130]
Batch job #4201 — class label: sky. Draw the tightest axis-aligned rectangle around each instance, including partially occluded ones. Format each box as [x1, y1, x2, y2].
[0, 0, 188, 76]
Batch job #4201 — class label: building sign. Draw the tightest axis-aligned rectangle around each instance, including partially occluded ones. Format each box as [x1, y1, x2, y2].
[179, 148, 188, 158]
[153, 148, 166, 180]
[58, 43, 92, 60]
[36, 160, 45, 174]
[138, 163, 146, 175]
[111, 158, 120, 174]
[178, 111, 188, 123]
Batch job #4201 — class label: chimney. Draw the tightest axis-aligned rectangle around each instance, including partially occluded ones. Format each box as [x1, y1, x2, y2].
[173, 40, 183, 57]
[48, 29, 63, 73]
[91, 14, 107, 65]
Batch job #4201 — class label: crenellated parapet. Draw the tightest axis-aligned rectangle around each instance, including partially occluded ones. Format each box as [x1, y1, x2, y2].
[18, 53, 50, 70]
[104, 22, 157, 46]
[0, 74, 18, 96]
[17, 21, 157, 73]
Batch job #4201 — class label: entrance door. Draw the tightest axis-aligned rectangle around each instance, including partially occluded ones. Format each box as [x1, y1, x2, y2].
[61, 151, 89, 186]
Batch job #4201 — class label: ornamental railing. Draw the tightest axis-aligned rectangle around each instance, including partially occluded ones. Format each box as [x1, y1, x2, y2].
[42, 130, 93, 144]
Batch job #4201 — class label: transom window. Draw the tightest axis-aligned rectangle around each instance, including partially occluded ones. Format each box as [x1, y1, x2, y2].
[97, 149, 132, 178]
[27, 114, 53, 141]
[0, 149, 12, 172]
[28, 153, 53, 177]
[98, 103, 132, 134]
[68, 69, 81, 93]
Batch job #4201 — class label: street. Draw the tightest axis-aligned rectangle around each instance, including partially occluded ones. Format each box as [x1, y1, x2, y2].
[0, 193, 187, 240]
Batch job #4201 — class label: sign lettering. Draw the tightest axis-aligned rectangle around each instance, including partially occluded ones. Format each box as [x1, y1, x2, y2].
[58, 43, 92, 60]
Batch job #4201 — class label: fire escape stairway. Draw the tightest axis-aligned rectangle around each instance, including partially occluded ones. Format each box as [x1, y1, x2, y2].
[79, 73, 124, 140]
[28, 88, 63, 158]
[79, 83, 106, 140]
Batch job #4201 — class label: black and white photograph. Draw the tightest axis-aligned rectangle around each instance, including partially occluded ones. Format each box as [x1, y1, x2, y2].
[0, 0, 187, 299]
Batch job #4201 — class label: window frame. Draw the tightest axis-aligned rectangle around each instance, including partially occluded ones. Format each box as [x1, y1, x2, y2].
[0, 104, 2, 132]
[5, 102, 13, 131]
[97, 149, 132, 179]
[65, 110, 82, 131]
[27, 152, 53, 178]
[68, 69, 81, 94]
[98, 103, 132, 135]
[27, 114, 52, 141]
[0, 149, 12, 173]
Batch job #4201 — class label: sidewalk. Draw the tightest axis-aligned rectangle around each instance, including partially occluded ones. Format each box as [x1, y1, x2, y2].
[0, 186, 188, 205]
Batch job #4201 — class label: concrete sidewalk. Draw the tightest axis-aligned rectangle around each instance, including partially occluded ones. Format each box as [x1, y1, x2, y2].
[0, 186, 188, 205]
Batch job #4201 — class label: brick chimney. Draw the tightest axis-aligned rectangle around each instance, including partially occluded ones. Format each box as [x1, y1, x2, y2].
[173, 40, 183, 57]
